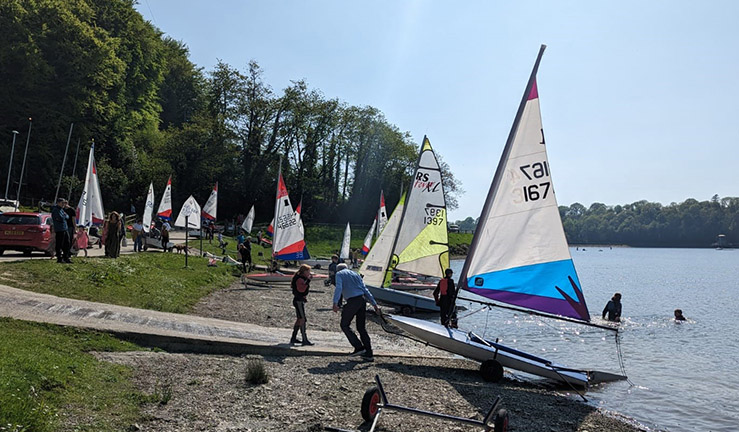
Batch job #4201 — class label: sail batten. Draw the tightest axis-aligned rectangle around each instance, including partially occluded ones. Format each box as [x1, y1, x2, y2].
[458, 45, 591, 323]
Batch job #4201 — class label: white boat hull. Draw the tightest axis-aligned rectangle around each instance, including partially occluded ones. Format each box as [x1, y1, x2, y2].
[388, 314, 625, 387]
[367, 285, 439, 312]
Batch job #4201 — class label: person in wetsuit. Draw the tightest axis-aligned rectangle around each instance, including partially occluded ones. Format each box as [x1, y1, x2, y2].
[433, 268, 457, 327]
[290, 264, 314, 346]
[602, 292, 622, 322]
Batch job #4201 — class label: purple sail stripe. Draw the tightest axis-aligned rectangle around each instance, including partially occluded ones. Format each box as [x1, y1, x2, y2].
[467, 287, 590, 321]
[528, 79, 539, 100]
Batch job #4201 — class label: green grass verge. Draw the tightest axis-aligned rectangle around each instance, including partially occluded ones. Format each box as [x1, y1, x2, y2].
[0, 252, 239, 313]
[0, 318, 145, 432]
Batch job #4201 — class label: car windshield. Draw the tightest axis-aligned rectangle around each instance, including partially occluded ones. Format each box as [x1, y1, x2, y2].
[0, 215, 41, 225]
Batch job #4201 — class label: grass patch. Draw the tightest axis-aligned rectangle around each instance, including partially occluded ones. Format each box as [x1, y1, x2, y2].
[0, 318, 144, 432]
[244, 358, 270, 385]
[0, 252, 240, 314]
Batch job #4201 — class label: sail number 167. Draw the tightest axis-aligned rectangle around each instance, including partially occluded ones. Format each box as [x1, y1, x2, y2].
[519, 161, 550, 202]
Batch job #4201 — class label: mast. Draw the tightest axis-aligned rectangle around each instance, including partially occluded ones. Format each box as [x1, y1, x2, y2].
[271, 159, 282, 267]
[458, 45, 546, 293]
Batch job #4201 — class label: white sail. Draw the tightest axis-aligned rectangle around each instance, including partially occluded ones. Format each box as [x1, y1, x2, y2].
[339, 222, 351, 260]
[174, 195, 201, 229]
[272, 168, 306, 260]
[157, 176, 172, 220]
[377, 190, 388, 237]
[202, 183, 218, 221]
[142, 183, 155, 233]
[458, 45, 590, 321]
[361, 217, 377, 255]
[76, 143, 105, 227]
[360, 194, 405, 288]
[392, 137, 449, 278]
[241, 205, 255, 233]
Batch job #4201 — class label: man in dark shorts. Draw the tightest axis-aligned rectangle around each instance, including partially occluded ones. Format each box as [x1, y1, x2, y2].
[290, 264, 314, 346]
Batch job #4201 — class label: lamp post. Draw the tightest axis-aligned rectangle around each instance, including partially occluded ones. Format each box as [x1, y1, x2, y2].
[4, 130, 19, 200]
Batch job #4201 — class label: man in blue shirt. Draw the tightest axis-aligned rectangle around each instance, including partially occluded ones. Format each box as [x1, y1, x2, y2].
[50, 198, 71, 263]
[333, 263, 381, 361]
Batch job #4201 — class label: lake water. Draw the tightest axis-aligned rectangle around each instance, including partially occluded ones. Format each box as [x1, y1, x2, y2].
[447, 248, 739, 432]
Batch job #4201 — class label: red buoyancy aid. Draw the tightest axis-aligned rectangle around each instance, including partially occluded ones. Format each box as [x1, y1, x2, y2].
[439, 278, 450, 296]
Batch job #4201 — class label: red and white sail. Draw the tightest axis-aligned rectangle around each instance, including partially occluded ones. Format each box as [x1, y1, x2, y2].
[76, 143, 105, 227]
[361, 216, 377, 255]
[142, 182, 155, 233]
[377, 190, 388, 237]
[157, 176, 172, 220]
[272, 167, 307, 260]
[202, 182, 218, 221]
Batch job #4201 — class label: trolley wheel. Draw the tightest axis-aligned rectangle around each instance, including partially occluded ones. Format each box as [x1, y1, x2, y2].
[480, 359, 504, 382]
[493, 408, 509, 432]
[401, 305, 414, 316]
[361, 386, 381, 422]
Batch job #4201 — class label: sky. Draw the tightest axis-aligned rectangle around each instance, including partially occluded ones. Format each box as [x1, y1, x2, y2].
[135, 0, 739, 221]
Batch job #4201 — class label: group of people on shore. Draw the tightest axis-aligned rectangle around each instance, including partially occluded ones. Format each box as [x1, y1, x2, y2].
[50, 197, 143, 262]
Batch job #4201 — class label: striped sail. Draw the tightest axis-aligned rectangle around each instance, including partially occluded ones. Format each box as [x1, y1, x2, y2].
[392, 137, 449, 279]
[361, 217, 377, 255]
[360, 193, 405, 288]
[157, 177, 172, 220]
[458, 45, 590, 322]
[202, 183, 218, 221]
[272, 167, 307, 260]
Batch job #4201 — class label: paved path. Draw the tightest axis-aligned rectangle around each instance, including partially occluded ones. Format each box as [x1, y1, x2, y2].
[0, 284, 447, 359]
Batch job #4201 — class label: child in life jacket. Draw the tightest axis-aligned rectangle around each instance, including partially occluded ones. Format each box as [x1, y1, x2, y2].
[433, 268, 457, 327]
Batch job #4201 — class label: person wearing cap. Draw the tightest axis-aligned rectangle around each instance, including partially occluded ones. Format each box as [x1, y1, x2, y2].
[332, 263, 380, 361]
[433, 268, 457, 327]
[51, 198, 71, 263]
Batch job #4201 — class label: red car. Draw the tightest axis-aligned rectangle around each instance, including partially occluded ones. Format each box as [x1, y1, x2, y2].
[0, 212, 55, 256]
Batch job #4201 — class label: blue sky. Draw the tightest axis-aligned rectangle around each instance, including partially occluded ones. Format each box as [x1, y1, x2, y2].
[136, 1, 739, 220]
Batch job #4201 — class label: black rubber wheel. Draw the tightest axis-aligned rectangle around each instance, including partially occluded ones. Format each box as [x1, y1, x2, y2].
[314, 264, 321, 270]
[494, 408, 509, 432]
[23, 249, 32, 257]
[401, 305, 414, 316]
[0, 249, 5, 256]
[44, 246, 54, 257]
[360, 386, 381, 422]
[480, 359, 504, 382]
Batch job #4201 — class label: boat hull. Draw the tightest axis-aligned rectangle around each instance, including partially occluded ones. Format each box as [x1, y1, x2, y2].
[367, 285, 439, 312]
[390, 281, 436, 291]
[388, 314, 625, 387]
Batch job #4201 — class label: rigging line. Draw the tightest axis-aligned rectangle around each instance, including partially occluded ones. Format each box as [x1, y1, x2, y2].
[615, 332, 635, 386]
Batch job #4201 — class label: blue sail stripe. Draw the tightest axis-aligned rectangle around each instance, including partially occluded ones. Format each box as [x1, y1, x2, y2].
[468, 259, 582, 301]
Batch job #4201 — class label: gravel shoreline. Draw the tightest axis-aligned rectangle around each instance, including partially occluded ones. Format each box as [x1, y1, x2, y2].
[96, 279, 645, 431]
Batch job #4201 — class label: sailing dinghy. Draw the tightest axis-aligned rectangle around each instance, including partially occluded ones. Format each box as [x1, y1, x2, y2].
[387, 45, 626, 387]
[75, 143, 105, 227]
[247, 164, 325, 283]
[360, 136, 449, 314]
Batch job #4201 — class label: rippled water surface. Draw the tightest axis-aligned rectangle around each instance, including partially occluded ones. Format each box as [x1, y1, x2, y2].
[448, 248, 739, 432]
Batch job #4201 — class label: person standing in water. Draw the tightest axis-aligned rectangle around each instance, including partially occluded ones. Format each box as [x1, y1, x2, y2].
[674, 309, 686, 321]
[602, 293, 622, 322]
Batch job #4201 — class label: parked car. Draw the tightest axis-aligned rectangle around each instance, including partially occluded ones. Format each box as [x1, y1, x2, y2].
[0, 212, 55, 256]
[448, 224, 460, 233]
